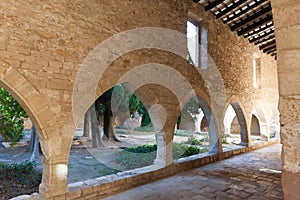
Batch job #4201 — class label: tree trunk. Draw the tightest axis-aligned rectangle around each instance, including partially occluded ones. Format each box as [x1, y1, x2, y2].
[83, 108, 91, 138]
[90, 105, 104, 148]
[103, 108, 119, 142]
[29, 125, 39, 162]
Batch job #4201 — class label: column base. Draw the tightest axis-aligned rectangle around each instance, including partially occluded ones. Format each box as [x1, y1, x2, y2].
[282, 170, 300, 200]
[39, 158, 68, 199]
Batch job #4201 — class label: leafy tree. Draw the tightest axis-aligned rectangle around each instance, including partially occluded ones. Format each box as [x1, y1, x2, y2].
[96, 87, 120, 142]
[177, 97, 200, 128]
[112, 85, 151, 126]
[138, 103, 151, 126]
[84, 84, 151, 147]
[0, 87, 27, 145]
[97, 85, 151, 139]
[182, 97, 201, 120]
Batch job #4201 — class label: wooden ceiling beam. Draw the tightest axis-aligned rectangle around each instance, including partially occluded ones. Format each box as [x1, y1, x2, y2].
[271, 52, 277, 57]
[251, 30, 274, 44]
[237, 14, 273, 36]
[266, 49, 277, 55]
[205, 0, 225, 11]
[254, 36, 275, 46]
[263, 44, 276, 53]
[194, 0, 277, 59]
[230, 3, 272, 31]
[223, 0, 268, 24]
[216, 0, 246, 19]
[265, 48, 277, 54]
[259, 39, 276, 50]
[244, 22, 273, 38]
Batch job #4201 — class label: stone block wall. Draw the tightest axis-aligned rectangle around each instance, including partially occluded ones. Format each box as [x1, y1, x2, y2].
[271, 0, 300, 199]
[0, 0, 279, 198]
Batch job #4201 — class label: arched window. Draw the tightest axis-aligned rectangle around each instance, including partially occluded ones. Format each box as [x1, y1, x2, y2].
[187, 20, 208, 69]
[187, 21, 199, 67]
[253, 57, 261, 88]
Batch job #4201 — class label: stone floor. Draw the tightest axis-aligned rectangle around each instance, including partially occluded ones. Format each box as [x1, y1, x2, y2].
[102, 144, 283, 200]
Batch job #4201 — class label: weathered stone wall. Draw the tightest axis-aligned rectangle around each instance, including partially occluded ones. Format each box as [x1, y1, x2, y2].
[0, 0, 279, 198]
[189, 3, 278, 129]
[270, 0, 300, 199]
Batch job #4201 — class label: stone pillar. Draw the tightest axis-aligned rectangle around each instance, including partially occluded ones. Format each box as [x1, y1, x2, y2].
[39, 156, 69, 199]
[260, 122, 269, 141]
[208, 116, 219, 153]
[271, 0, 300, 199]
[194, 109, 204, 133]
[154, 131, 173, 167]
[240, 121, 250, 147]
[38, 130, 73, 199]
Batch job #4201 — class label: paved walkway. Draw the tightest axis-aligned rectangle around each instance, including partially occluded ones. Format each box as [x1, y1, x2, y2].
[102, 144, 283, 200]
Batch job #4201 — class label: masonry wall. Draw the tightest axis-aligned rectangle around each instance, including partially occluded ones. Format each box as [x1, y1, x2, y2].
[0, 0, 278, 198]
[188, 3, 278, 122]
[270, 0, 300, 199]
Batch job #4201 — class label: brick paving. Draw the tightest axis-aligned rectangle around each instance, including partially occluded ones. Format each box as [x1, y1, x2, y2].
[102, 144, 283, 200]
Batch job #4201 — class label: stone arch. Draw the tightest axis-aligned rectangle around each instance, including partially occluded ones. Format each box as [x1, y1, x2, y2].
[223, 104, 237, 135]
[196, 96, 218, 153]
[80, 59, 210, 139]
[95, 63, 201, 125]
[84, 78, 183, 168]
[0, 68, 51, 142]
[72, 27, 227, 161]
[250, 115, 260, 136]
[177, 94, 218, 153]
[72, 27, 226, 134]
[80, 58, 213, 165]
[71, 36, 214, 167]
[82, 81, 178, 168]
[223, 97, 249, 146]
[94, 55, 217, 153]
[251, 104, 269, 140]
[0, 67, 65, 197]
[189, 95, 219, 153]
[199, 113, 206, 131]
[230, 116, 240, 134]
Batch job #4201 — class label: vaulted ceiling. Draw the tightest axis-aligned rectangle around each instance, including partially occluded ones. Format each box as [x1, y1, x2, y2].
[194, 0, 277, 59]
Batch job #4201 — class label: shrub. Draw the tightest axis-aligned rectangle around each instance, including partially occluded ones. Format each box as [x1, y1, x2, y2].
[173, 143, 207, 159]
[123, 144, 157, 153]
[115, 145, 157, 170]
[222, 134, 229, 144]
[186, 135, 201, 146]
[0, 161, 42, 199]
[115, 143, 208, 170]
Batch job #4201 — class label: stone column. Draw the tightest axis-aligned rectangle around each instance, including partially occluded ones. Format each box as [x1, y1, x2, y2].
[37, 130, 73, 199]
[240, 121, 250, 147]
[207, 116, 219, 153]
[271, 0, 300, 199]
[39, 156, 69, 199]
[194, 109, 204, 133]
[259, 121, 269, 141]
[154, 131, 173, 167]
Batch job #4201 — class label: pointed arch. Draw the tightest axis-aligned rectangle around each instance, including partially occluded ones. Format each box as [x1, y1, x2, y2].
[251, 103, 269, 140]
[0, 67, 54, 145]
[223, 96, 249, 146]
